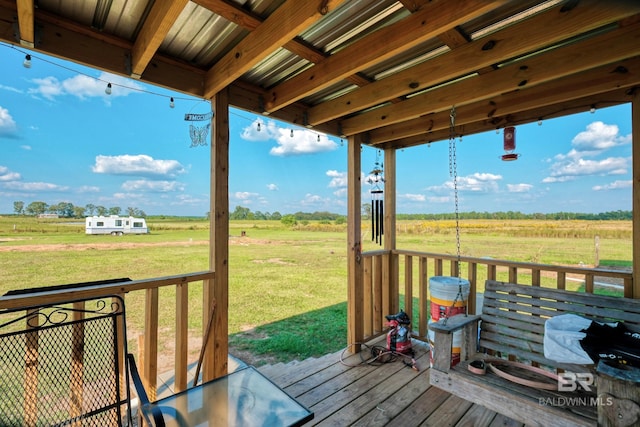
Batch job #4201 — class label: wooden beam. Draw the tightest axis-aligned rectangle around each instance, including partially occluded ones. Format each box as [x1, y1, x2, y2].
[16, 0, 34, 47]
[633, 88, 640, 299]
[371, 56, 640, 145]
[341, 21, 640, 136]
[347, 135, 363, 352]
[207, 88, 230, 380]
[264, 0, 506, 113]
[310, 0, 640, 126]
[203, 0, 346, 99]
[130, 0, 189, 78]
[384, 87, 634, 149]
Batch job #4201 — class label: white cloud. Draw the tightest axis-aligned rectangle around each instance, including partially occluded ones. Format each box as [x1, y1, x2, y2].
[121, 179, 185, 192]
[428, 172, 502, 194]
[400, 193, 426, 202]
[241, 118, 338, 156]
[327, 170, 347, 188]
[0, 106, 18, 136]
[241, 118, 278, 142]
[543, 157, 629, 183]
[233, 191, 259, 202]
[333, 188, 347, 197]
[428, 196, 451, 203]
[0, 166, 20, 181]
[168, 193, 208, 206]
[543, 122, 631, 183]
[77, 185, 100, 193]
[592, 180, 632, 191]
[2, 181, 68, 191]
[28, 72, 143, 101]
[267, 183, 279, 191]
[92, 154, 185, 178]
[0, 84, 22, 94]
[572, 121, 630, 152]
[272, 130, 337, 156]
[507, 183, 533, 193]
[300, 193, 330, 206]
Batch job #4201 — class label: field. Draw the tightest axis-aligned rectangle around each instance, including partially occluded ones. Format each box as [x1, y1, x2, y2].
[0, 216, 631, 366]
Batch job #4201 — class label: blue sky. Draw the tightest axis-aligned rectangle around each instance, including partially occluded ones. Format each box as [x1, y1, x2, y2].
[0, 44, 633, 217]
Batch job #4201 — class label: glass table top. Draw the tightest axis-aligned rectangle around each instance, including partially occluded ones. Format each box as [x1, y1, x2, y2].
[141, 366, 313, 427]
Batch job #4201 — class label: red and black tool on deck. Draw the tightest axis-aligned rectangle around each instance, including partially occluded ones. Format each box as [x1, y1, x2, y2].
[385, 310, 412, 354]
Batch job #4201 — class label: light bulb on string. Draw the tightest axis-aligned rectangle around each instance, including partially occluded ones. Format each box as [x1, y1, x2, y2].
[290, 129, 294, 137]
[590, 105, 596, 114]
[105, 83, 112, 95]
[169, 97, 175, 108]
[257, 122, 261, 132]
[23, 54, 32, 68]
[317, 134, 320, 142]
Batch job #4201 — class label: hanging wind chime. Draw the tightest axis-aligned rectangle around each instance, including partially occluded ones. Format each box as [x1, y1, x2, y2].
[501, 126, 520, 161]
[367, 151, 385, 246]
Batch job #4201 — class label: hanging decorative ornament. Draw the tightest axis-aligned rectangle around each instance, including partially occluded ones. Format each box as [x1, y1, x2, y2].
[501, 126, 520, 161]
[367, 150, 385, 246]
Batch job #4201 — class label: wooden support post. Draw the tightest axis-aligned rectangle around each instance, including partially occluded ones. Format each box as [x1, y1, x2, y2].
[175, 283, 188, 392]
[207, 88, 230, 380]
[419, 257, 428, 337]
[384, 148, 399, 315]
[347, 135, 363, 351]
[144, 288, 159, 401]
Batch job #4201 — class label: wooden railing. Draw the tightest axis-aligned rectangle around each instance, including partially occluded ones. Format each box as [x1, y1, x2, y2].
[360, 249, 633, 344]
[0, 271, 217, 401]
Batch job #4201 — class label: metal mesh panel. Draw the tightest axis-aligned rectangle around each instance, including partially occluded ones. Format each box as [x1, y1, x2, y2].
[0, 299, 129, 426]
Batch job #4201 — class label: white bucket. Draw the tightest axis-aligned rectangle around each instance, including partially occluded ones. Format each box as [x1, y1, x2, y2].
[429, 276, 470, 322]
[428, 319, 462, 367]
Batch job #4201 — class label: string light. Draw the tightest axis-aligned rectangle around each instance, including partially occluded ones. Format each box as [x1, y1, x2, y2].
[229, 108, 340, 147]
[4, 42, 197, 107]
[590, 105, 596, 114]
[537, 118, 542, 126]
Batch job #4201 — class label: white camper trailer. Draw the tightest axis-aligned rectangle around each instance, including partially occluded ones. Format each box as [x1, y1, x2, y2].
[85, 216, 148, 235]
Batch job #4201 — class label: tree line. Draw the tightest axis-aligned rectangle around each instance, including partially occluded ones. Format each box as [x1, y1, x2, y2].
[12, 201, 147, 218]
[228, 206, 346, 222]
[395, 210, 632, 221]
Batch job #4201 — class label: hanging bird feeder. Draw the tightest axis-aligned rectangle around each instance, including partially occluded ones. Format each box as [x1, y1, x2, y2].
[501, 126, 520, 161]
[367, 151, 385, 246]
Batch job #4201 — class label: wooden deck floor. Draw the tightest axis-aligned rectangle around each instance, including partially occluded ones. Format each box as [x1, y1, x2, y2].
[256, 338, 525, 427]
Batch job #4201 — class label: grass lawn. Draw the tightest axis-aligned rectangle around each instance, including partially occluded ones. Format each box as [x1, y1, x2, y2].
[0, 216, 631, 366]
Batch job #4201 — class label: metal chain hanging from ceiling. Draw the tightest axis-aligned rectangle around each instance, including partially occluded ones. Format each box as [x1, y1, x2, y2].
[444, 106, 467, 324]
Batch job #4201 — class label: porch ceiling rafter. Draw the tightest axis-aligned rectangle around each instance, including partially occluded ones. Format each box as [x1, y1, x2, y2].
[309, 0, 639, 127]
[202, 0, 347, 99]
[263, 0, 506, 114]
[130, 0, 189, 79]
[340, 18, 640, 136]
[370, 56, 640, 147]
